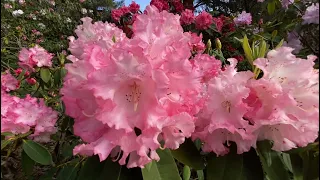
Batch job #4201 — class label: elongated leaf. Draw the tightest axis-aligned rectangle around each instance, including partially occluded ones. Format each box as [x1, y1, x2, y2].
[40, 68, 51, 83]
[1, 139, 11, 150]
[256, 141, 291, 180]
[142, 149, 181, 180]
[301, 151, 319, 180]
[183, 165, 191, 180]
[171, 139, 205, 170]
[57, 165, 80, 180]
[1, 132, 13, 136]
[22, 150, 35, 177]
[268, 2, 276, 15]
[22, 140, 53, 165]
[242, 35, 254, 66]
[206, 153, 245, 180]
[258, 40, 267, 58]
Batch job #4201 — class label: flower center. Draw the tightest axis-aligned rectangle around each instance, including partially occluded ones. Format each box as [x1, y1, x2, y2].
[221, 100, 231, 113]
[126, 82, 141, 111]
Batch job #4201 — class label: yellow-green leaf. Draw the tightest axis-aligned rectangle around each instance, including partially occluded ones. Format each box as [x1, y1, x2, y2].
[268, 2, 276, 15]
[258, 40, 267, 58]
[275, 39, 284, 49]
[242, 35, 254, 66]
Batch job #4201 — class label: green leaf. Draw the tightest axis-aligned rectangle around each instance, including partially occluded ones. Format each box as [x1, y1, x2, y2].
[171, 139, 205, 170]
[242, 35, 254, 66]
[1, 139, 11, 150]
[1, 132, 13, 136]
[22, 140, 53, 165]
[256, 141, 291, 180]
[258, 40, 267, 58]
[142, 149, 181, 180]
[196, 170, 204, 180]
[275, 39, 284, 49]
[267, 2, 276, 15]
[206, 153, 245, 180]
[301, 151, 319, 180]
[22, 150, 35, 177]
[54, 69, 61, 86]
[56, 165, 80, 180]
[183, 165, 191, 180]
[40, 68, 51, 83]
[271, 30, 278, 40]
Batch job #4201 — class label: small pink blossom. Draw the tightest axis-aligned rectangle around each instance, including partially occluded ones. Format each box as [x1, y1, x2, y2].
[234, 11, 252, 26]
[1, 71, 19, 92]
[79, 0, 86, 2]
[18, 45, 53, 70]
[111, 9, 124, 22]
[150, 0, 169, 11]
[1, 93, 58, 142]
[188, 32, 205, 53]
[14, 68, 23, 76]
[195, 11, 213, 30]
[180, 9, 194, 25]
[129, 1, 140, 13]
[4, 4, 12, 9]
[173, 1, 184, 13]
[19, 0, 26, 5]
[213, 17, 224, 32]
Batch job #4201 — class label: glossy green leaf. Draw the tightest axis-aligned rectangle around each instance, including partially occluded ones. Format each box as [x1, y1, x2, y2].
[183, 165, 191, 180]
[142, 149, 181, 180]
[289, 154, 303, 180]
[1, 139, 11, 150]
[40, 68, 51, 83]
[56, 165, 80, 180]
[206, 152, 245, 180]
[285, 142, 318, 154]
[22, 150, 35, 177]
[171, 139, 205, 170]
[256, 141, 291, 180]
[301, 151, 319, 180]
[22, 140, 53, 165]
[271, 30, 278, 40]
[54, 69, 61, 85]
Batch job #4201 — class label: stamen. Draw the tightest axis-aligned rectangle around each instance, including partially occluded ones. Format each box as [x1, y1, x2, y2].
[221, 101, 231, 113]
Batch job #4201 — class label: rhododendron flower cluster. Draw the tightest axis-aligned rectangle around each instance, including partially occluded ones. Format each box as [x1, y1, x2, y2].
[1, 73, 58, 142]
[61, 6, 204, 168]
[195, 11, 213, 30]
[192, 47, 319, 155]
[302, 3, 319, 25]
[18, 45, 54, 71]
[234, 11, 252, 26]
[180, 9, 194, 25]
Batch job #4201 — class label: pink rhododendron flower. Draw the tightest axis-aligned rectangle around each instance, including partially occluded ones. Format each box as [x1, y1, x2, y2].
[19, 0, 26, 5]
[111, 9, 124, 21]
[61, 5, 203, 168]
[213, 17, 224, 32]
[4, 3, 12, 9]
[192, 54, 222, 82]
[192, 59, 255, 156]
[180, 9, 194, 25]
[1, 92, 58, 142]
[246, 47, 319, 151]
[195, 11, 213, 30]
[302, 3, 319, 24]
[18, 45, 53, 70]
[129, 1, 140, 13]
[14, 68, 23, 76]
[1, 71, 19, 92]
[173, 1, 184, 13]
[150, 0, 169, 11]
[188, 33, 205, 53]
[234, 11, 252, 26]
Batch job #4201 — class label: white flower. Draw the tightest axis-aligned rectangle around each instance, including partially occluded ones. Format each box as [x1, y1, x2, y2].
[81, 8, 87, 14]
[40, 9, 47, 16]
[19, 0, 25, 5]
[66, 18, 72, 23]
[89, 9, 93, 13]
[38, 23, 46, 29]
[12, 9, 24, 17]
